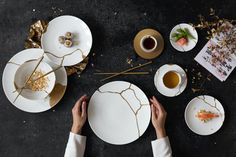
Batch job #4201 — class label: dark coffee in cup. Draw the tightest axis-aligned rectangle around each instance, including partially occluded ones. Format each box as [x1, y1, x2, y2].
[140, 35, 157, 53]
[143, 37, 156, 50]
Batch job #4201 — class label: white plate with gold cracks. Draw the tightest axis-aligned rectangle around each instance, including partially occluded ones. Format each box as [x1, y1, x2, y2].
[185, 95, 225, 135]
[88, 81, 151, 145]
[154, 64, 187, 97]
[2, 48, 67, 113]
[41, 15, 92, 66]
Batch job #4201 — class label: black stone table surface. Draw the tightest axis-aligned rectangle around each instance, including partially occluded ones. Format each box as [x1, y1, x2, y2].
[0, 0, 236, 156]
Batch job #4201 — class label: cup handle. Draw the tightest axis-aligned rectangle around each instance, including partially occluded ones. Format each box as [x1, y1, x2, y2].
[179, 73, 186, 86]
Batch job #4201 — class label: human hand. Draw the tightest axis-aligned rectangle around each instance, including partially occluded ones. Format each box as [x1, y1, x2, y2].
[71, 95, 87, 134]
[150, 96, 167, 139]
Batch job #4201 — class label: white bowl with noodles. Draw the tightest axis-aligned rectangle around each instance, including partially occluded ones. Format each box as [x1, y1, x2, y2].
[14, 60, 56, 100]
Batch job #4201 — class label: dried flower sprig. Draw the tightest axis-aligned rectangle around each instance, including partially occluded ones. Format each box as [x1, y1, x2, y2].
[192, 8, 236, 66]
[191, 8, 236, 40]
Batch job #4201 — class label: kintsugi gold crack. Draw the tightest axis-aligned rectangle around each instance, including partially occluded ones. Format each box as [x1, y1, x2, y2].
[97, 83, 149, 137]
[7, 61, 21, 66]
[197, 96, 221, 114]
[13, 56, 44, 103]
[45, 48, 86, 66]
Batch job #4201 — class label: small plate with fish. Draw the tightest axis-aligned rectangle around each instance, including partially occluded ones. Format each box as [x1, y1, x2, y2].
[184, 95, 225, 135]
[170, 23, 198, 52]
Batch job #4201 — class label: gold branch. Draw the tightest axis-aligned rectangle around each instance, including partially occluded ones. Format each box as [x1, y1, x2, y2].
[100, 61, 152, 82]
[13, 56, 44, 103]
[94, 72, 149, 75]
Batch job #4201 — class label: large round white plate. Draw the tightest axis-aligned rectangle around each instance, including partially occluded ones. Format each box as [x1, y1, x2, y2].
[2, 48, 67, 113]
[154, 64, 187, 97]
[185, 95, 225, 135]
[169, 23, 198, 52]
[88, 81, 151, 145]
[41, 15, 92, 66]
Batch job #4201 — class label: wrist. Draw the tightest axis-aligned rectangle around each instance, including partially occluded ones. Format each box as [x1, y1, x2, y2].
[155, 128, 166, 139]
[71, 125, 82, 134]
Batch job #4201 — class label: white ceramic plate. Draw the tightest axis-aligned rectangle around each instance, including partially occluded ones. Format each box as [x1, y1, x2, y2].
[185, 95, 225, 135]
[169, 23, 198, 52]
[41, 15, 92, 66]
[2, 48, 67, 113]
[154, 64, 187, 97]
[88, 81, 151, 145]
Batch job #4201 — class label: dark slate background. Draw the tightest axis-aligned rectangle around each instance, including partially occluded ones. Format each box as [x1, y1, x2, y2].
[0, 0, 236, 157]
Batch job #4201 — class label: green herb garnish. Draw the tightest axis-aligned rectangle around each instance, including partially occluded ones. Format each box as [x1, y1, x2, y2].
[171, 28, 196, 42]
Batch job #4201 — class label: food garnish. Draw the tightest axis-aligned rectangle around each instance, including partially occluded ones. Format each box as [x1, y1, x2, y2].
[196, 109, 219, 122]
[26, 70, 49, 91]
[64, 39, 73, 47]
[171, 28, 195, 46]
[58, 32, 76, 48]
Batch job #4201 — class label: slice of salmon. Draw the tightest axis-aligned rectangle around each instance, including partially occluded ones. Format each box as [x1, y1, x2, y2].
[176, 37, 187, 46]
[196, 110, 219, 121]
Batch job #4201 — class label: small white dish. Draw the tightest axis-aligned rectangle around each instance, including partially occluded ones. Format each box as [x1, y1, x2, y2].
[2, 48, 67, 113]
[14, 60, 56, 100]
[154, 64, 187, 97]
[88, 81, 151, 145]
[184, 95, 225, 135]
[41, 15, 92, 66]
[169, 23, 198, 52]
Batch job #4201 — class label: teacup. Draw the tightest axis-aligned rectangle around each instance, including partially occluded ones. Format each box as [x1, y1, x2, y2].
[14, 60, 56, 100]
[162, 70, 184, 89]
[140, 35, 157, 53]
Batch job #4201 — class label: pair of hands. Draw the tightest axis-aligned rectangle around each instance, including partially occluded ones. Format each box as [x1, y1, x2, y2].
[71, 95, 167, 139]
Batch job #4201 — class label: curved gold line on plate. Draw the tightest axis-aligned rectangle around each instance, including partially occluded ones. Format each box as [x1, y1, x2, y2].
[97, 83, 149, 137]
[49, 83, 67, 107]
[7, 61, 21, 66]
[45, 48, 86, 66]
[24, 58, 42, 63]
[196, 96, 222, 118]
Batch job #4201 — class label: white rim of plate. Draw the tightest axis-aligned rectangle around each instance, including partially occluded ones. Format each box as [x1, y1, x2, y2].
[88, 81, 151, 145]
[169, 23, 198, 52]
[154, 64, 187, 97]
[2, 48, 67, 113]
[41, 15, 93, 66]
[184, 95, 225, 135]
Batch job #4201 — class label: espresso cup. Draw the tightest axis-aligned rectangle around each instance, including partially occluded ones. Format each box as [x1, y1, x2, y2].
[140, 35, 157, 53]
[162, 70, 183, 89]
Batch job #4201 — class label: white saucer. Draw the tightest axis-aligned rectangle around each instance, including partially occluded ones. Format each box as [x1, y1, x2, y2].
[88, 81, 151, 145]
[41, 15, 92, 66]
[169, 23, 198, 52]
[185, 95, 225, 135]
[154, 64, 187, 97]
[2, 48, 67, 113]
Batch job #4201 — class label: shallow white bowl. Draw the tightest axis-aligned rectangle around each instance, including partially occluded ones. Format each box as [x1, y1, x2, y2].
[14, 60, 56, 100]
